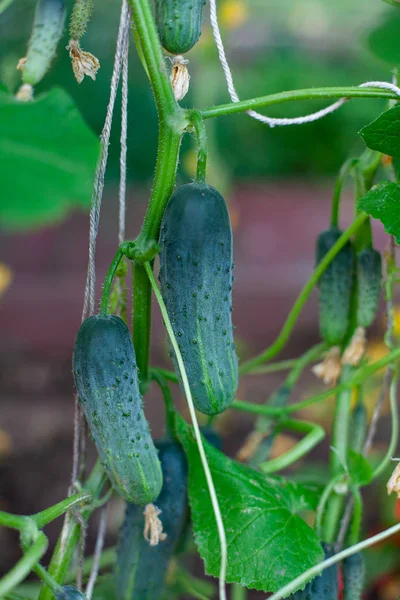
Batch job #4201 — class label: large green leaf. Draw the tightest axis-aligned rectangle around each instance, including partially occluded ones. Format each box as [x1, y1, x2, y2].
[358, 181, 400, 243]
[347, 450, 373, 487]
[367, 13, 400, 66]
[359, 106, 400, 158]
[176, 416, 323, 593]
[0, 87, 99, 230]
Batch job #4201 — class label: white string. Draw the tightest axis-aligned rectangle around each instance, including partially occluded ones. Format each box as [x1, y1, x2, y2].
[208, 0, 400, 127]
[82, 0, 131, 320]
[85, 505, 109, 600]
[119, 11, 130, 245]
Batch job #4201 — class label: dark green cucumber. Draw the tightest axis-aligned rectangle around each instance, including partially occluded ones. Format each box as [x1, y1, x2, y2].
[289, 544, 338, 599]
[155, 0, 206, 55]
[73, 315, 162, 504]
[316, 228, 354, 346]
[356, 247, 382, 328]
[115, 439, 188, 600]
[55, 586, 86, 600]
[342, 552, 365, 600]
[159, 182, 238, 415]
[22, 0, 66, 85]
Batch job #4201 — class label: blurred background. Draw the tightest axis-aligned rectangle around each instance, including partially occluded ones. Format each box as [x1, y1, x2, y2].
[1, 0, 400, 598]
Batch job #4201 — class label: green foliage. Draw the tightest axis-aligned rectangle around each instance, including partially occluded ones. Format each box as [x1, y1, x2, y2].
[360, 105, 400, 158]
[0, 87, 99, 231]
[358, 181, 400, 243]
[176, 415, 323, 593]
[347, 450, 373, 487]
[367, 12, 400, 66]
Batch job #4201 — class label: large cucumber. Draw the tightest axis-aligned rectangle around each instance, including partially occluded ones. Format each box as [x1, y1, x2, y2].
[115, 439, 188, 600]
[22, 0, 66, 85]
[73, 315, 162, 504]
[316, 228, 354, 346]
[356, 247, 382, 328]
[154, 0, 206, 55]
[159, 182, 238, 415]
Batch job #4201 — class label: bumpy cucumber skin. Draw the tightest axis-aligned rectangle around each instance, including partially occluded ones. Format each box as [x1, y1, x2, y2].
[356, 248, 382, 328]
[115, 440, 188, 600]
[155, 0, 206, 54]
[316, 228, 354, 346]
[23, 0, 66, 85]
[342, 552, 365, 600]
[56, 586, 86, 600]
[290, 544, 338, 599]
[73, 315, 162, 504]
[69, 0, 93, 41]
[159, 182, 238, 415]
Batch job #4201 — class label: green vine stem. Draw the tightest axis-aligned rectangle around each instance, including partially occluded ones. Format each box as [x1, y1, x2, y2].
[190, 110, 208, 183]
[232, 583, 247, 600]
[0, 512, 30, 531]
[0, 533, 48, 598]
[126, 0, 189, 385]
[239, 212, 368, 375]
[371, 369, 399, 480]
[330, 158, 358, 227]
[200, 87, 400, 120]
[33, 492, 92, 529]
[347, 487, 363, 546]
[315, 474, 344, 538]
[259, 420, 325, 474]
[232, 344, 400, 417]
[150, 369, 176, 438]
[38, 461, 106, 600]
[99, 243, 129, 315]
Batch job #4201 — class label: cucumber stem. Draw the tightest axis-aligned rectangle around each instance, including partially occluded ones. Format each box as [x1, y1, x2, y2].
[330, 158, 358, 228]
[0, 533, 48, 598]
[99, 243, 128, 316]
[150, 369, 177, 438]
[191, 111, 208, 183]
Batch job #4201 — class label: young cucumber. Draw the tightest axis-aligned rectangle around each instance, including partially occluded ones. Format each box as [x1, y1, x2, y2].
[342, 552, 365, 600]
[73, 315, 162, 504]
[289, 544, 338, 599]
[22, 0, 66, 86]
[154, 0, 206, 55]
[159, 182, 238, 415]
[316, 228, 355, 346]
[56, 586, 86, 600]
[115, 439, 188, 600]
[356, 247, 382, 328]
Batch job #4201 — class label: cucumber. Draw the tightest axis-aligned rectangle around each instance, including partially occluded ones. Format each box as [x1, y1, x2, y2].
[159, 182, 238, 415]
[289, 544, 338, 599]
[154, 0, 206, 55]
[356, 247, 382, 328]
[115, 439, 188, 600]
[69, 0, 93, 41]
[342, 552, 365, 600]
[73, 314, 162, 504]
[22, 0, 66, 85]
[56, 586, 86, 600]
[316, 228, 354, 346]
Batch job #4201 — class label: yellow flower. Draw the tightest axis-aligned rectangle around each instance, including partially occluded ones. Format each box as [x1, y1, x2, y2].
[219, 0, 248, 30]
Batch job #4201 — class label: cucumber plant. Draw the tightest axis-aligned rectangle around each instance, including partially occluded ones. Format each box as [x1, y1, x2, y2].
[3, 1, 400, 600]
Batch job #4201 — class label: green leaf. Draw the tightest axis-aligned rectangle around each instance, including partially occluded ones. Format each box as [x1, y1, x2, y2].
[367, 13, 400, 66]
[347, 450, 373, 486]
[0, 87, 99, 231]
[176, 416, 323, 593]
[265, 477, 322, 513]
[357, 181, 400, 243]
[359, 106, 400, 158]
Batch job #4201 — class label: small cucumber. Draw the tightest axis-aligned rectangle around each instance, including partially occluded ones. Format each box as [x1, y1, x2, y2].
[55, 586, 86, 600]
[342, 552, 365, 600]
[73, 315, 162, 504]
[356, 247, 382, 328]
[22, 0, 66, 85]
[155, 0, 206, 55]
[316, 228, 354, 346]
[115, 439, 188, 600]
[159, 182, 238, 415]
[69, 0, 93, 41]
